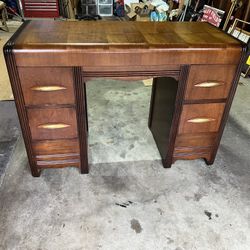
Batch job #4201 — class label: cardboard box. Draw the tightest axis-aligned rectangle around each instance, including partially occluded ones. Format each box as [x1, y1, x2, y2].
[126, 2, 153, 21]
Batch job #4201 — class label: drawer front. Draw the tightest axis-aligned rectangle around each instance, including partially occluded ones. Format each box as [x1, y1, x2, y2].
[175, 133, 217, 148]
[185, 65, 237, 100]
[18, 67, 75, 105]
[33, 139, 80, 156]
[173, 151, 212, 161]
[36, 159, 80, 169]
[178, 103, 225, 134]
[173, 133, 217, 161]
[32, 139, 80, 169]
[28, 108, 78, 140]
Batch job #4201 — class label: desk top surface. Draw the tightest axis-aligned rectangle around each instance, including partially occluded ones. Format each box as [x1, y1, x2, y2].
[13, 20, 241, 50]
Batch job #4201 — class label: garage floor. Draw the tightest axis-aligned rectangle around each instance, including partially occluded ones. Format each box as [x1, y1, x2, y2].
[0, 101, 20, 187]
[0, 76, 249, 250]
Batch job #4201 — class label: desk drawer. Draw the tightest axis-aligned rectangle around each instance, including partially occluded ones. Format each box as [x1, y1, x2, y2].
[178, 103, 225, 134]
[32, 139, 80, 169]
[33, 139, 80, 155]
[173, 148, 212, 161]
[27, 107, 78, 140]
[185, 65, 237, 100]
[18, 67, 75, 106]
[173, 133, 217, 161]
[175, 133, 217, 148]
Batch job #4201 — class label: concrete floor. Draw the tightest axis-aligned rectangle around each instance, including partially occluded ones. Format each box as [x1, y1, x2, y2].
[0, 101, 20, 187]
[0, 75, 249, 249]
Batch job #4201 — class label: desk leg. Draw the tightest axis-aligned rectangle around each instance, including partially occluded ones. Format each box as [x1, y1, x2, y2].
[73, 67, 89, 174]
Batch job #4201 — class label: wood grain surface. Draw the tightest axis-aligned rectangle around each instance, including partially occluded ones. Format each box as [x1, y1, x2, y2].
[12, 21, 242, 67]
[14, 21, 240, 48]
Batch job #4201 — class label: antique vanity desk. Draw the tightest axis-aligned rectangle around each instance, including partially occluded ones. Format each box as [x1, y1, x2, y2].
[4, 21, 245, 177]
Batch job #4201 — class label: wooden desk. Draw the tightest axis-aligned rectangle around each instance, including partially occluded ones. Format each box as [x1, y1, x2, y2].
[4, 21, 245, 177]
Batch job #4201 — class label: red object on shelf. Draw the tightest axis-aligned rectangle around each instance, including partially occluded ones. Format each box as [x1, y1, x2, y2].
[21, 0, 60, 18]
[201, 5, 225, 27]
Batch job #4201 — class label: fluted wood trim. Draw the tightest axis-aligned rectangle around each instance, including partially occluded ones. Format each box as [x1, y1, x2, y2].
[73, 67, 89, 174]
[82, 70, 180, 81]
[208, 44, 247, 165]
[3, 21, 40, 177]
[163, 65, 190, 168]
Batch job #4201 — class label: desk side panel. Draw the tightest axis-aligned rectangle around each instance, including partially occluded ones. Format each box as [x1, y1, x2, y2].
[149, 77, 179, 159]
[3, 26, 41, 177]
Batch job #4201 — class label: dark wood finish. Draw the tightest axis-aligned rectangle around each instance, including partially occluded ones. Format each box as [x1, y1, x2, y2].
[183, 98, 227, 105]
[4, 20, 245, 176]
[73, 67, 89, 174]
[18, 67, 75, 106]
[163, 66, 190, 168]
[184, 65, 237, 100]
[84, 82, 88, 133]
[149, 76, 179, 162]
[149, 66, 190, 168]
[82, 68, 180, 81]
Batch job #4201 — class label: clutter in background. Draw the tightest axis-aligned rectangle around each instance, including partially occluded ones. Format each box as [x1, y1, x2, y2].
[228, 18, 250, 78]
[125, 0, 175, 21]
[201, 5, 224, 27]
[124, 0, 224, 22]
[150, 0, 169, 21]
[126, 2, 153, 21]
[114, 0, 125, 17]
[0, 0, 8, 31]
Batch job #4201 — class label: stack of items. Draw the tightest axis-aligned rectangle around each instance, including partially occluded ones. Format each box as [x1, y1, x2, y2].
[126, 0, 169, 21]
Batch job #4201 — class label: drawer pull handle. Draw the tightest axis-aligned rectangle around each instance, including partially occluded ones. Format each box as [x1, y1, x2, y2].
[187, 118, 216, 123]
[31, 85, 66, 92]
[38, 123, 70, 129]
[194, 82, 223, 88]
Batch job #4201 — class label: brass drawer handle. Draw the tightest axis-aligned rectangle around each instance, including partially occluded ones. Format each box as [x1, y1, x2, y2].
[187, 118, 216, 123]
[38, 123, 70, 129]
[31, 85, 66, 92]
[194, 82, 224, 88]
